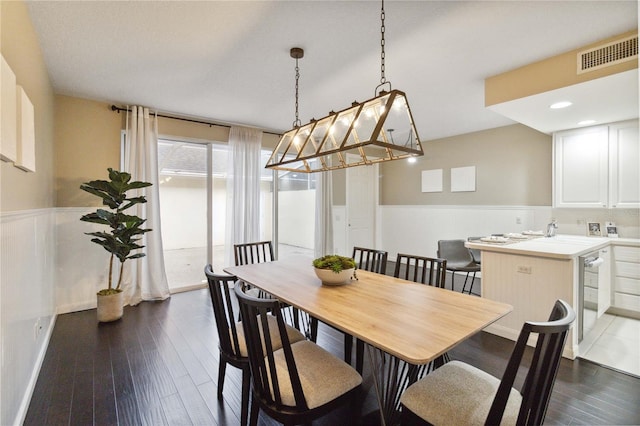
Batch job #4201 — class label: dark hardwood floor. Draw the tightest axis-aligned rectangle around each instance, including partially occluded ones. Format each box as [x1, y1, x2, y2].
[26, 285, 640, 425]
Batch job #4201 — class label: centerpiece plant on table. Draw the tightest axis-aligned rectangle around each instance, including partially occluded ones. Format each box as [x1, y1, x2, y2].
[312, 254, 358, 285]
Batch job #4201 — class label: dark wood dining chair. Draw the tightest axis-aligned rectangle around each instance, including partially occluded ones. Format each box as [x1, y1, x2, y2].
[437, 239, 481, 295]
[234, 282, 363, 426]
[234, 240, 275, 266]
[348, 247, 389, 373]
[400, 299, 576, 426]
[234, 240, 317, 342]
[204, 265, 305, 426]
[393, 253, 450, 373]
[393, 253, 447, 288]
[352, 246, 388, 274]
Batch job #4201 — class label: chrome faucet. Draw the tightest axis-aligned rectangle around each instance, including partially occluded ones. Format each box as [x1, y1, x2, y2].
[546, 219, 558, 237]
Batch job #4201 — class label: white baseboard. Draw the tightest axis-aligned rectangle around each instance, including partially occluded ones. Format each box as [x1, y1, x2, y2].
[14, 314, 57, 426]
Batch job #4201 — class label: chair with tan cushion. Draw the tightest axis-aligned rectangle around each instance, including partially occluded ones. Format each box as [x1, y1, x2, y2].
[204, 266, 305, 426]
[234, 281, 362, 425]
[234, 241, 317, 341]
[400, 299, 575, 426]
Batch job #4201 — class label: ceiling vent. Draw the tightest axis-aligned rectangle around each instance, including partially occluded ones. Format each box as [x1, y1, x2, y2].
[577, 35, 638, 74]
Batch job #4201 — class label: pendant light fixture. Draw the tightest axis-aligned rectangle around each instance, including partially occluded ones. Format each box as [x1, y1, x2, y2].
[266, 0, 424, 173]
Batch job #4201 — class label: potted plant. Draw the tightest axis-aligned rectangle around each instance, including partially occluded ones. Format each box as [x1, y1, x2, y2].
[312, 255, 357, 285]
[80, 168, 152, 322]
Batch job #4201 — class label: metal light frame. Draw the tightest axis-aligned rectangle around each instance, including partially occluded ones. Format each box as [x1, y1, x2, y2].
[267, 0, 423, 173]
[266, 89, 422, 172]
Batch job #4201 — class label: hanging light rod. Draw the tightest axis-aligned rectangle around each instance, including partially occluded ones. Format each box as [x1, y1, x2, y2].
[266, 0, 423, 173]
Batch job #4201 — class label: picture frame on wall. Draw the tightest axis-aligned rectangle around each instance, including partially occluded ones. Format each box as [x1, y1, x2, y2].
[587, 222, 601, 237]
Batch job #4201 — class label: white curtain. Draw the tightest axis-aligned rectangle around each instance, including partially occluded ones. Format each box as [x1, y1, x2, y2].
[224, 126, 263, 267]
[314, 170, 334, 258]
[122, 106, 171, 306]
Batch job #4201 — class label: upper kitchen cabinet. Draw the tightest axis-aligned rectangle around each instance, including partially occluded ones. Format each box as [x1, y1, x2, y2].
[609, 120, 640, 208]
[553, 120, 639, 208]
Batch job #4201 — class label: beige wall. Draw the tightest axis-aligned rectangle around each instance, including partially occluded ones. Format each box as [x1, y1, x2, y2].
[54, 96, 283, 206]
[1, 0, 55, 212]
[380, 124, 552, 206]
[486, 30, 638, 106]
[55, 96, 122, 207]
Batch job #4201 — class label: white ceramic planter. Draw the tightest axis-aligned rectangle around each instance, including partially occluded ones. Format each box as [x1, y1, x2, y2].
[97, 290, 124, 322]
[314, 267, 355, 286]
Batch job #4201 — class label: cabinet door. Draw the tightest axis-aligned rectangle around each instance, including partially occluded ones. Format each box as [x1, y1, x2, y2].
[553, 126, 608, 208]
[609, 120, 640, 208]
[597, 248, 611, 317]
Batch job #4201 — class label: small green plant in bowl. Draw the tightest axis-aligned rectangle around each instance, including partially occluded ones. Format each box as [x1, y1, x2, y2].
[312, 255, 357, 285]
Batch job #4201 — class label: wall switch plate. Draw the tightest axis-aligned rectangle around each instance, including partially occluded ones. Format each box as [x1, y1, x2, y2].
[517, 265, 532, 274]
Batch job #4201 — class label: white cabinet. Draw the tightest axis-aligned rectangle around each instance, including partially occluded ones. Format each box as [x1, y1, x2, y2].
[609, 121, 640, 208]
[611, 245, 640, 314]
[553, 120, 639, 208]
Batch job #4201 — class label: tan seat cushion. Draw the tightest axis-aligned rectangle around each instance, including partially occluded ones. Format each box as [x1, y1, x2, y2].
[270, 340, 362, 409]
[400, 360, 522, 426]
[233, 314, 305, 357]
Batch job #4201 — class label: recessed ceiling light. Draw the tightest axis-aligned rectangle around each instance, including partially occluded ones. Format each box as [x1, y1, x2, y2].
[407, 157, 417, 164]
[550, 101, 572, 109]
[578, 120, 596, 126]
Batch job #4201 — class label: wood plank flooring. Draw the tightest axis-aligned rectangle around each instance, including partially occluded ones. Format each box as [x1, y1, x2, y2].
[25, 286, 640, 425]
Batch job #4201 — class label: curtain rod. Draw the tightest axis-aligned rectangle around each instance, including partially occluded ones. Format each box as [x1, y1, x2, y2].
[110, 105, 281, 137]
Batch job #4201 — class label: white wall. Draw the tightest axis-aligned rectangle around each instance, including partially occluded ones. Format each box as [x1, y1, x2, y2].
[380, 205, 553, 259]
[278, 189, 315, 249]
[55, 208, 110, 314]
[1, 209, 56, 426]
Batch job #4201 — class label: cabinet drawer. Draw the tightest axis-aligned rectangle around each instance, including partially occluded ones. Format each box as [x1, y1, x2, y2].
[614, 246, 640, 263]
[615, 277, 640, 296]
[615, 261, 640, 279]
[614, 292, 640, 311]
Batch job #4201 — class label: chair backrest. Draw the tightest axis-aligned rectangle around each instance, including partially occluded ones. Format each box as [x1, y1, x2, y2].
[393, 253, 447, 288]
[204, 265, 244, 360]
[234, 241, 275, 266]
[467, 236, 483, 264]
[352, 247, 388, 274]
[436, 239, 475, 267]
[487, 299, 576, 426]
[234, 282, 310, 411]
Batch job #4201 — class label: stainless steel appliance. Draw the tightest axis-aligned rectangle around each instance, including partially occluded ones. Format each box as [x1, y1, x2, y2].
[578, 250, 606, 342]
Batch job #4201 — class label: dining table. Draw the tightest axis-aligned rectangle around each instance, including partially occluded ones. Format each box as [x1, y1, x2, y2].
[224, 255, 512, 425]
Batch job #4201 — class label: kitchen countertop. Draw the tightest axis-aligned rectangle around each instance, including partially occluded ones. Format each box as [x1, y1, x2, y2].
[465, 234, 638, 260]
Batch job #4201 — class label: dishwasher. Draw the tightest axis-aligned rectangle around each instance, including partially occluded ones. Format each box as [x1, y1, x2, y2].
[578, 249, 607, 343]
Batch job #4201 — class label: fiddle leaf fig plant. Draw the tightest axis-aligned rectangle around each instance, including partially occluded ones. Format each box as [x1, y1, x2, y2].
[80, 168, 152, 295]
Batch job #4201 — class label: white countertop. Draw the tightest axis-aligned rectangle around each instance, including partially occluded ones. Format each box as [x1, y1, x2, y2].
[466, 234, 637, 260]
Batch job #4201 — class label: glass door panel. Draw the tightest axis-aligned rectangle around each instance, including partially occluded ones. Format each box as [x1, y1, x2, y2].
[276, 169, 316, 259]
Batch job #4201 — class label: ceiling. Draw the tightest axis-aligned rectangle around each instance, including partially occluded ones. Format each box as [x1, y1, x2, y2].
[26, 1, 639, 141]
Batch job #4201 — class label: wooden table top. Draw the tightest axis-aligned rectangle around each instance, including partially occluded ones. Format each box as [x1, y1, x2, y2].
[224, 256, 512, 365]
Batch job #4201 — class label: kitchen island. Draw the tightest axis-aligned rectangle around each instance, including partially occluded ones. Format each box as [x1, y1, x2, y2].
[467, 234, 616, 359]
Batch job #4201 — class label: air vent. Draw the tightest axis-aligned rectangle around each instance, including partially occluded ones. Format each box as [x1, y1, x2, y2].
[577, 35, 638, 74]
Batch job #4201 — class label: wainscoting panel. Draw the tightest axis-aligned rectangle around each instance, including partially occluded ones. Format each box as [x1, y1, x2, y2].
[379, 205, 553, 259]
[55, 207, 112, 314]
[0, 209, 55, 426]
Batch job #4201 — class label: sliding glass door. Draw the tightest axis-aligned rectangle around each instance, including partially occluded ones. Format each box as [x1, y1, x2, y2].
[158, 139, 281, 291]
